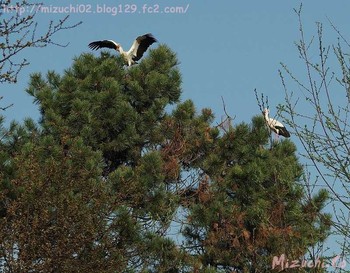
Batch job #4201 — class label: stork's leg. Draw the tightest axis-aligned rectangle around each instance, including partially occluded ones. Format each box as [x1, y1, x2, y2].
[274, 129, 280, 141]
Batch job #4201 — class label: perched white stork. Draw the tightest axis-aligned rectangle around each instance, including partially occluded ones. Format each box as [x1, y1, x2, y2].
[262, 108, 290, 138]
[88, 33, 157, 66]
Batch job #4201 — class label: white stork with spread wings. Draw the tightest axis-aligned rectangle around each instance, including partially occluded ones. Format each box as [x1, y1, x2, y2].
[88, 33, 157, 66]
[262, 108, 290, 138]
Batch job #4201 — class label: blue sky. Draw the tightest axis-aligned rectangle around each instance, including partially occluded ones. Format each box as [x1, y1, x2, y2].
[2, 0, 350, 264]
[2, 1, 350, 125]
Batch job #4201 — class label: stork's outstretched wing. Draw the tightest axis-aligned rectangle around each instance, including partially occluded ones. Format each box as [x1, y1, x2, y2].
[88, 40, 118, 50]
[128, 33, 157, 61]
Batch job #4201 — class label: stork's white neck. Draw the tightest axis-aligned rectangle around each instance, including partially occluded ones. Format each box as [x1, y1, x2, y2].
[263, 110, 269, 120]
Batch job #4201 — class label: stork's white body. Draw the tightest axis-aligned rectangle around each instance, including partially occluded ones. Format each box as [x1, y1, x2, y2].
[115, 43, 134, 66]
[115, 39, 144, 66]
[262, 108, 290, 138]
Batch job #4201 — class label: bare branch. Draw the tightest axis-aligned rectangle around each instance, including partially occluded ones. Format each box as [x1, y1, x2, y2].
[0, 95, 13, 111]
[280, 5, 350, 258]
[326, 16, 350, 48]
[215, 96, 235, 133]
[254, 88, 270, 112]
[0, 1, 82, 84]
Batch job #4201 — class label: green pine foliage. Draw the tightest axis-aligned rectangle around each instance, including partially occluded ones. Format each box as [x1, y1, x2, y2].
[0, 44, 331, 273]
[183, 116, 331, 272]
[27, 45, 181, 174]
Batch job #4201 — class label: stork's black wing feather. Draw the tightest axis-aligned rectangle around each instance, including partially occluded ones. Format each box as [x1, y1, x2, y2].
[88, 40, 118, 50]
[276, 126, 290, 138]
[133, 33, 157, 61]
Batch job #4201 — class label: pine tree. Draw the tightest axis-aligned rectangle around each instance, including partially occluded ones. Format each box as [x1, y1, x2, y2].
[1, 45, 190, 272]
[0, 43, 331, 273]
[182, 116, 331, 272]
[27, 46, 181, 174]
